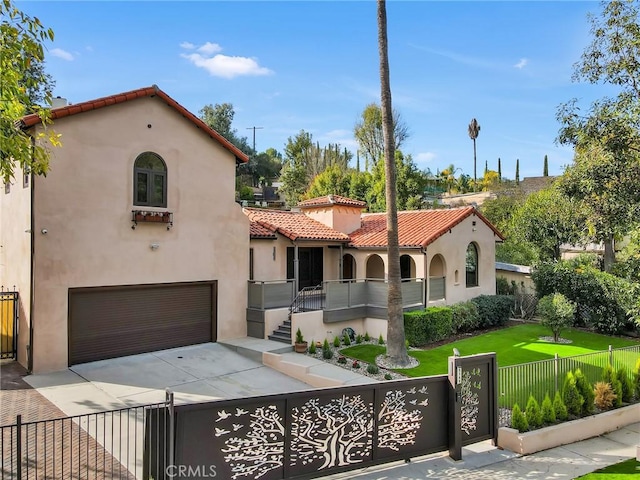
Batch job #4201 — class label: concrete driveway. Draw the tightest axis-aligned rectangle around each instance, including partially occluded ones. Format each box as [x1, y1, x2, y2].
[25, 343, 311, 417]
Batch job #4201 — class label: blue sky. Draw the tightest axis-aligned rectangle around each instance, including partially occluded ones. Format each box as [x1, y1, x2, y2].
[20, 1, 615, 179]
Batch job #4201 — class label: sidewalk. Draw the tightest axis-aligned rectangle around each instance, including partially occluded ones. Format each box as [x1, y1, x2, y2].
[320, 422, 639, 480]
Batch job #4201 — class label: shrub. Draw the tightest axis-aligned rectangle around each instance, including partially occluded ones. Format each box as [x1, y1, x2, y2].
[364, 332, 371, 342]
[634, 358, 640, 400]
[367, 364, 379, 374]
[337, 355, 347, 364]
[525, 395, 543, 429]
[322, 339, 333, 360]
[510, 404, 528, 432]
[333, 336, 341, 348]
[471, 295, 514, 328]
[355, 334, 363, 344]
[531, 261, 636, 335]
[308, 340, 317, 355]
[616, 367, 633, 403]
[553, 391, 568, 421]
[384, 373, 393, 380]
[603, 365, 623, 407]
[562, 372, 584, 417]
[450, 301, 481, 333]
[403, 307, 453, 346]
[574, 369, 595, 415]
[378, 334, 385, 345]
[594, 382, 617, 411]
[541, 393, 556, 424]
[352, 360, 360, 369]
[342, 332, 351, 346]
[536, 293, 576, 343]
[496, 276, 516, 296]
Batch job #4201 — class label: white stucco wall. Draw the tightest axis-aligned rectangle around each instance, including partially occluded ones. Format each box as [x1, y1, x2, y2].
[302, 205, 363, 234]
[30, 97, 249, 372]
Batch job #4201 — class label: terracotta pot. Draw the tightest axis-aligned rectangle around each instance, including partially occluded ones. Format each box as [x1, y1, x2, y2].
[294, 342, 308, 353]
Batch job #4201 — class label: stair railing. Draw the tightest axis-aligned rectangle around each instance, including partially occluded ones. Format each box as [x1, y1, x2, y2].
[289, 284, 325, 315]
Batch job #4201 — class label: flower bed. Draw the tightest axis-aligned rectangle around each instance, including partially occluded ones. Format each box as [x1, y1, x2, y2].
[498, 403, 640, 455]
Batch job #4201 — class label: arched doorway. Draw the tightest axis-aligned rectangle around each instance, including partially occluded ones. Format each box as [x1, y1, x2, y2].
[343, 254, 356, 280]
[366, 254, 385, 279]
[400, 254, 416, 280]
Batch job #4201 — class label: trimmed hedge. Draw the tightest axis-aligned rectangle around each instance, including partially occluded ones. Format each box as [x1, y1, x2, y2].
[470, 295, 514, 328]
[450, 301, 481, 333]
[404, 307, 453, 347]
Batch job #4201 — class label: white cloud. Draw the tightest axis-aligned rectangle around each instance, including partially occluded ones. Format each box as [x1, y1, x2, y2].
[181, 52, 273, 79]
[514, 58, 529, 69]
[50, 48, 74, 61]
[179, 41, 195, 50]
[416, 152, 437, 163]
[197, 42, 223, 55]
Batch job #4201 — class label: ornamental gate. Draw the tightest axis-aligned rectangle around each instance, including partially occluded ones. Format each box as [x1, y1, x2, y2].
[146, 353, 497, 480]
[0, 290, 18, 360]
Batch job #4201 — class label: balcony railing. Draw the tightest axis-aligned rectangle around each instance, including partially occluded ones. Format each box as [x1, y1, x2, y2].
[248, 280, 295, 309]
[429, 276, 446, 301]
[323, 278, 425, 310]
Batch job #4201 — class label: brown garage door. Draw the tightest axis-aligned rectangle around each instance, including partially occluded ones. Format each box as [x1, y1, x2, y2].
[68, 281, 216, 365]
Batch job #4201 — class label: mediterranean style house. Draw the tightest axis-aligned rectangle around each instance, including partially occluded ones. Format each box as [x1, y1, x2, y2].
[244, 195, 504, 345]
[0, 86, 250, 373]
[0, 87, 505, 374]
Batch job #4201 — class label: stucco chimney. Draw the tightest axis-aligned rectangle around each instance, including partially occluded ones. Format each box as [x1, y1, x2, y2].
[51, 96, 68, 108]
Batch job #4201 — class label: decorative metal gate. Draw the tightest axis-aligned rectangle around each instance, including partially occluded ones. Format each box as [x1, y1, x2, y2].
[149, 352, 497, 480]
[0, 290, 18, 360]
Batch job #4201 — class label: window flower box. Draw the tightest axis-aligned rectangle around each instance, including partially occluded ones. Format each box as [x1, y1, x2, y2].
[131, 210, 173, 229]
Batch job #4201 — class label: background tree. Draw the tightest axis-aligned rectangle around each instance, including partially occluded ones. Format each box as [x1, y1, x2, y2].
[1, 0, 58, 182]
[199, 103, 252, 155]
[368, 151, 429, 212]
[354, 103, 409, 167]
[467, 118, 480, 190]
[515, 158, 520, 185]
[543, 155, 549, 176]
[497, 157, 502, 181]
[510, 187, 586, 261]
[559, 141, 640, 271]
[304, 164, 351, 199]
[377, 0, 409, 367]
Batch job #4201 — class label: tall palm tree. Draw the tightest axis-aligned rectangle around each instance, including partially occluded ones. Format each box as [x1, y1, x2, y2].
[377, 0, 409, 367]
[468, 118, 481, 191]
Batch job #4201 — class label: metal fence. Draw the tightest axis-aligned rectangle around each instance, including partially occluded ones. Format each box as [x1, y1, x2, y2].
[498, 344, 640, 412]
[1, 393, 173, 479]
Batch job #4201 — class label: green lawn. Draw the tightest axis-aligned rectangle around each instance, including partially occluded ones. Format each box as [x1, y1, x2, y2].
[573, 458, 640, 478]
[341, 324, 639, 377]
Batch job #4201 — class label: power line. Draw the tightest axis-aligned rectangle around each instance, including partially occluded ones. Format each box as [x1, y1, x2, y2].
[246, 126, 264, 153]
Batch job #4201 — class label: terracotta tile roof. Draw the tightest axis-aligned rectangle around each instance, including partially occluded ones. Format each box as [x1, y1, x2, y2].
[244, 208, 350, 242]
[349, 207, 504, 248]
[298, 195, 367, 209]
[20, 85, 248, 164]
[249, 221, 277, 239]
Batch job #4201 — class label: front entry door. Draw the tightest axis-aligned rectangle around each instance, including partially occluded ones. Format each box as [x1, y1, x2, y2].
[287, 247, 323, 290]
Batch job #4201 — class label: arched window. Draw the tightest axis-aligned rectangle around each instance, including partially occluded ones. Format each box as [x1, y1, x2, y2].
[466, 243, 479, 287]
[366, 254, 385, 279]
[400, 254, 415, 280]
[343, 254, 356, 280]
[134, 152, 167, 207]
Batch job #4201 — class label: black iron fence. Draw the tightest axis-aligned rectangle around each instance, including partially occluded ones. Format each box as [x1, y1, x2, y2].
[1, 393, 173, 479]
[0, 289, 18, 360]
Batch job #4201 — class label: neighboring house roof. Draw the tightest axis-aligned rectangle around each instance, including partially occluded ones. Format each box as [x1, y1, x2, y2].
[249, 221, 277, 239]
[244, 208, 350, 242]
[298, 195, 367, 209]
[20, 85, 249, 164]
[495, 262, 531, 274]
[349, 207, 505, 248]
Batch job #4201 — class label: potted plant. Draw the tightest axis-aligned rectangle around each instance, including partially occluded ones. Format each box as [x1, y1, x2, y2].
[294, 328, 308, 353]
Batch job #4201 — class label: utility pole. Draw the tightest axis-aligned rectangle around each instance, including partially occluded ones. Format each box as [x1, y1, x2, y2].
[246, 126, 263, 153]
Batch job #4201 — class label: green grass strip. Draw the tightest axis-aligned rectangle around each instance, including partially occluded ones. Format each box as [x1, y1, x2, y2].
[573, 458, 640, 478]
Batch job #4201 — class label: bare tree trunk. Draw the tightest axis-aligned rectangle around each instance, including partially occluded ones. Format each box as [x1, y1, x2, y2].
[378, 0, 409, 367]
[603, 233, 615, 272]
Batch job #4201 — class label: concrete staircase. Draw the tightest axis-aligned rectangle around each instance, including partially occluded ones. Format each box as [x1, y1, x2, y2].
[268, 317, 292, 344]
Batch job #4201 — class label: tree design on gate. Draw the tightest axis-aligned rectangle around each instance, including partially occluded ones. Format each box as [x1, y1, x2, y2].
[460, 367, 482, 435]
[290, 394, 374, 470]
[218, 405, 285, 479]
[377, 386, 429, 451]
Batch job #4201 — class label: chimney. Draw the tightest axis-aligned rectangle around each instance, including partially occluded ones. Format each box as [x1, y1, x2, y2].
[51, 96, 68, 108]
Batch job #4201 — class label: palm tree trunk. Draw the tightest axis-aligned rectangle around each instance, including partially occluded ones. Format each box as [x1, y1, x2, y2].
[377, 0, 409, 367]
[473, 139, 477, 191]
